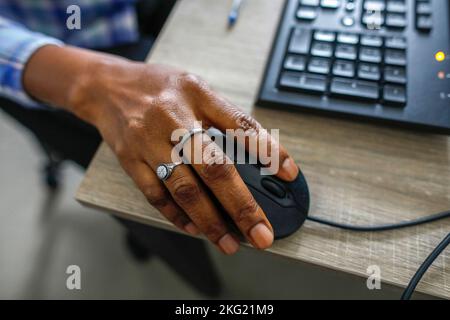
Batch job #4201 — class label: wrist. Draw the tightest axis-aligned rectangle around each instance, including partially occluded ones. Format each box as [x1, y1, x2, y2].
[23, 45, 127, 126]
[65, 50, 120, 126]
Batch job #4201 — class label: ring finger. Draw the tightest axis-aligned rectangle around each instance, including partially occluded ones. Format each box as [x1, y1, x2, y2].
[147, 144, 241, 255]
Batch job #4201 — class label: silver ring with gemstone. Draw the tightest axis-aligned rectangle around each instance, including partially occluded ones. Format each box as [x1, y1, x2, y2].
[156, 162, 182, 181]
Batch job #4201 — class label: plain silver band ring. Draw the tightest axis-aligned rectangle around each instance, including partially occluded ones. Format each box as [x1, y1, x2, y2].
[176, 127, 205, 153]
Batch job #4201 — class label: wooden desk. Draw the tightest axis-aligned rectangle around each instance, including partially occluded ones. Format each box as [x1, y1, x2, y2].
[76, 0, 450, 299]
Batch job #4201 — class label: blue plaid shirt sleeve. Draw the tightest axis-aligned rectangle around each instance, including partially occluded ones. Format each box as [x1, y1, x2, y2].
[0, 16, 63, 108]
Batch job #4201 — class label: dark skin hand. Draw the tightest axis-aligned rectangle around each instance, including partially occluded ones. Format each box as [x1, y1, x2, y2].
[23, 45, 299, 254]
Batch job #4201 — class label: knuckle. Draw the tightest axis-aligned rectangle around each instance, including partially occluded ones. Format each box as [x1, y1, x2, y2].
[278, 148, 289, 163]
[114, 141, 129, 160]
[201, 143, 234, 182]
[203, 222, 226, 241]
[150, 91, 178, 114]
[177, 73, 207, 91]
[202, 158, 235, 182]
[172, 214, 190, 228]
[163, 209, 183, 225]
[232, 111, 260, 131]
[125, 117, 145, 132]
[235, 198, 259, 225]
[171, 178, 201, 206]
[143, 186, 169, 208]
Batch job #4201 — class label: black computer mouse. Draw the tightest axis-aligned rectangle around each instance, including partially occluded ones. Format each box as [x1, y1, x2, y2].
[205, 127, 310, 239]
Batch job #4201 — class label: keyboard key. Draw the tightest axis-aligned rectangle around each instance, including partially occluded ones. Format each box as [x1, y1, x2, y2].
[385, 36, 407, 49]
[288, 28, 311, 54]
[311, 42, 334, 57]
[297, 6, 318, 20]
[345, 2, 356, 11]
[362, 12, 385, 29]
[308, 57, 331, 74]
[416, 2, 432, 14]
[360, 47, 382, 63]
[387, 1, 407, 13]
[332, 60, 355, 78]
[360, 35, 383, 47]
[284, 55, 307, 71]
[337, 33, 359, 45]
[384, 66, 407, 84]
[314, 30, 336, 42]
[300, 0, 320, 6]
[335, 44, 357, 60]
[341, 16, 355, 27]
[386, 13, 407, 28]
[416, 14, 433, 31]
[383, 85, 406, 105]
[358, 63, 381, 81]
[320, 0, 341, 9]
[385, 49, 407, 65]
[279, 72, 327, 93]
[364, 0, 386, 11]
[330, 78, 379, 101]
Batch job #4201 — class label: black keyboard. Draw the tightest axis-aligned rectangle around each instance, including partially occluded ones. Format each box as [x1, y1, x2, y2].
[258, 0, 450, 134]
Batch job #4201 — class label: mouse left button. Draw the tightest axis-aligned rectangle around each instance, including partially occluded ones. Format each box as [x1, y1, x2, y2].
[261, 178, 286, 198]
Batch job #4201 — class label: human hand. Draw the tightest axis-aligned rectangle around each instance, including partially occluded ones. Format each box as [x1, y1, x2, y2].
[24, 46, 299, 254]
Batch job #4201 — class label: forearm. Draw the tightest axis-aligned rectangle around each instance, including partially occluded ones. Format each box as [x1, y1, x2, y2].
[0, 15, 63, 108]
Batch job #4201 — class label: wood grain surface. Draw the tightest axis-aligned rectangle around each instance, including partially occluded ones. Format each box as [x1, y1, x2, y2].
[76, 0, 450, 298]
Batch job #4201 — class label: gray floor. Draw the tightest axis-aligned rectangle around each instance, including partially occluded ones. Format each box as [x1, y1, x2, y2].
[0, 111, 426, 299]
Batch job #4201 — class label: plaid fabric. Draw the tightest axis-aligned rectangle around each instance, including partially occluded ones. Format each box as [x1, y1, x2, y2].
[0, 0, 139, 108]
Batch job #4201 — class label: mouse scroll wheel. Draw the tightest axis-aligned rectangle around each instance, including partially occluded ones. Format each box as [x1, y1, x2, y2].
[261, 178, 286, 198]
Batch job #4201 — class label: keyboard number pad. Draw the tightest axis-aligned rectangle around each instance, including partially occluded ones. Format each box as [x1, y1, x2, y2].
[361, 0, 408, 30]
[279, 27, 408, 106]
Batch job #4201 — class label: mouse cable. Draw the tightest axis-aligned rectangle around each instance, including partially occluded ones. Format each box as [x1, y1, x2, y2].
[306, 211, 450, 300]
[306, 210, 450, 232]
[401, 232, 450, 300]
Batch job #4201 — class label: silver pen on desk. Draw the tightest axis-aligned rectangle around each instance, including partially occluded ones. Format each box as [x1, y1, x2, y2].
[228, 0, 244, 28]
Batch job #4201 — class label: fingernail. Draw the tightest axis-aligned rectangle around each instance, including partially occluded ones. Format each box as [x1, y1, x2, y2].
[249, 223, 273, 249]
[281, 157, 299, 181]
[218, 234, 240, 255]
[184, 222, 199, 235]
